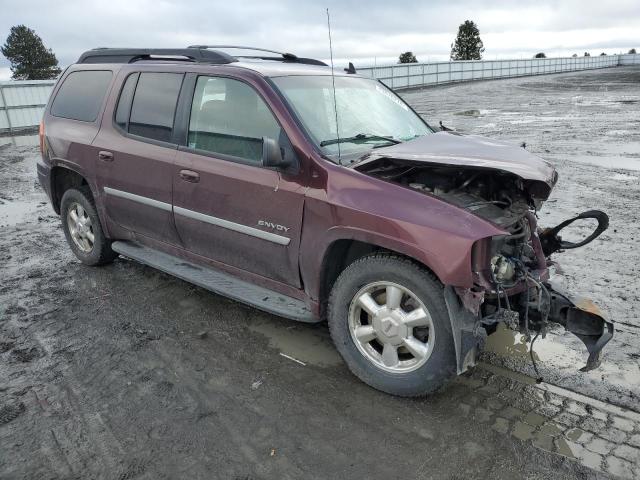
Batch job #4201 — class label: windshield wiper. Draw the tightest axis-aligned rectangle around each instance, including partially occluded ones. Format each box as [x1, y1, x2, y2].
[320, 133, 401, 147]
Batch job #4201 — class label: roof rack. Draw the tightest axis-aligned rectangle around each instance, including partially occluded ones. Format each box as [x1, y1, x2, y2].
[77, 46, 328, 67]
[77, 48, 237, 65]
[187, 45, 328, 66]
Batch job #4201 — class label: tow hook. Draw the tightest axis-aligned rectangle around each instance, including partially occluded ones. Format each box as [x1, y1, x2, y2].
[546, 282, 614, 371]
[539, 210, 609, 256]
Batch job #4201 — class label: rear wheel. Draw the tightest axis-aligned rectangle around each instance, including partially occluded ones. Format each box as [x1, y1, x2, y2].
[328, 253, 456, 396]
[60, 187, 117, 266]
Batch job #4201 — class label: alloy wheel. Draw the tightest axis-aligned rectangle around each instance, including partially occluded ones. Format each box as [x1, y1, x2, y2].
[348, 281, 435, 373]
[67, 202, 95, 253]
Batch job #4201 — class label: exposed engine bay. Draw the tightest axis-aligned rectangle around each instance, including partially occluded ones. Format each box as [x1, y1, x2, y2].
[354, 158, 547, 282]
[354, 156, 614, 375]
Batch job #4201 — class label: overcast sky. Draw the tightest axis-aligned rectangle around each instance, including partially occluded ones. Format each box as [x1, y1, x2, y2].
[1, 0, 639, 79]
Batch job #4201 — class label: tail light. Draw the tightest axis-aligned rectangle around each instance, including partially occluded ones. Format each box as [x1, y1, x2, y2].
[39, 119, 45, 155]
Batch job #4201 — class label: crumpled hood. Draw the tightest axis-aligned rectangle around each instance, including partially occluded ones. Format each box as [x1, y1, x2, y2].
[359, 131, 558, 197]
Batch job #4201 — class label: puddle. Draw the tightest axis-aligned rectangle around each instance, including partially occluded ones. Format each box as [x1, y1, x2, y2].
[485, 322, 640, 389]
[454, 109, 481, 117]
[0, 199, 38, 227]
[485, 324, 540, 362]
[604, 130, 635, 137]
[555, 437, 578, 459]
[610, 173, 638, 181]
[567, 142, 640, 171]
[569, 155, 640, 171]
[486, 323, 583, 369]
[509, 116, 570, 124]
[248, 319, 342, 367]
[0, 134, 39, 147]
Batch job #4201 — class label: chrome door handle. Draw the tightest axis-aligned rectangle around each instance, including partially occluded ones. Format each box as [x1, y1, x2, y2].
[179, 169, 200, 183]
[98, 151, 113, 162]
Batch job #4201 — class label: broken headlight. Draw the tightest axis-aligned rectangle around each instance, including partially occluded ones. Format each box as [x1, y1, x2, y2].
[490, 254, 516, 284]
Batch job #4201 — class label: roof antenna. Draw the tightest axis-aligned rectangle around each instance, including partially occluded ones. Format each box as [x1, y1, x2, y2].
[326, 8, 341, 161]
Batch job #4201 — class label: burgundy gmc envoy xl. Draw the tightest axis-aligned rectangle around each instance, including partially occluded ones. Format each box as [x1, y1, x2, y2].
[37, 47, 613, 396]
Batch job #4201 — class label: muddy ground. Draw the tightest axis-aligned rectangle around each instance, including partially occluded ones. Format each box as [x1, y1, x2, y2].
[1, 67, 639, 479]
[402, 66, 640, 410]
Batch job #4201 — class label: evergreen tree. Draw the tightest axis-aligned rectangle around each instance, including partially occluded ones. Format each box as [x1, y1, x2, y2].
[450, 20, 484, 60]
[398, 52, 418, 63]
[629, 48, 637, 54]
[534, 52, 546, 58]
[1, 25, 61, 80]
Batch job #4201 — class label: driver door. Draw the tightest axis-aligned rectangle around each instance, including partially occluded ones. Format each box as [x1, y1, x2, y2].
[172, 75, 306, 287]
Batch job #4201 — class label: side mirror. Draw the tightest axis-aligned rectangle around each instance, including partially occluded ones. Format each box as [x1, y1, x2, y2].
[262, 137, 291, 169]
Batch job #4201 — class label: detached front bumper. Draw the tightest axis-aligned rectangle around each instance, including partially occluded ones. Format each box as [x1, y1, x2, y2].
[546, 281, 614, 371]
[446, 209, 614, 375]
[445, 280, 615, 375]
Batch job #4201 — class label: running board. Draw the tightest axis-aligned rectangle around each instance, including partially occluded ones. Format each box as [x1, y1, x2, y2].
[111, 241, 315, 323]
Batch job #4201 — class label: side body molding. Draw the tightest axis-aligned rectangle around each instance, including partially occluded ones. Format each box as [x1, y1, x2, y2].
[103, 187, 291, 246]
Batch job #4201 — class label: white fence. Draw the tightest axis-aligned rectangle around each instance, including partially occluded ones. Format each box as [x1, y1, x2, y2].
[358, 53, 640, 90]
[0, 54, 639, 133]
[0, 80, 55, 132]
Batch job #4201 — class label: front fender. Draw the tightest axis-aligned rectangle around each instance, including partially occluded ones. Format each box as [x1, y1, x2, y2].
[300, 198, 500, 301]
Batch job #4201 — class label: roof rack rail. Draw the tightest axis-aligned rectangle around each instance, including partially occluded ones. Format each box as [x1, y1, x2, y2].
[77, 48, 237, 65]
[187, 45, 328, 66]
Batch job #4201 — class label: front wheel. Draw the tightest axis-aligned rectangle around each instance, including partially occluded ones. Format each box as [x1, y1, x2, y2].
[328, 253, 456, 396]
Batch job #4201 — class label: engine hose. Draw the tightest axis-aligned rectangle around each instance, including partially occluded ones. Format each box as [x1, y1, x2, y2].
[523, 276, 530, 340]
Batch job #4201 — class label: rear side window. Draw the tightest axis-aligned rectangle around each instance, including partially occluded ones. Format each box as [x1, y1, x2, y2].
[128, 72, 183, 142]
[50, 70, 112, 122]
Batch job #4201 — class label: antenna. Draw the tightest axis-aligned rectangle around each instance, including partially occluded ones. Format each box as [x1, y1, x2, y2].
[326, 8, 341, 160]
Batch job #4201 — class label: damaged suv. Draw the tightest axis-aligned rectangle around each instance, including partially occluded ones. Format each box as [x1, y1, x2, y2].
[38, 47, 613, 396]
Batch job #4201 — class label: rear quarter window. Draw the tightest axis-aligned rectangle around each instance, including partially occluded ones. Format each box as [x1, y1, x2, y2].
[128, 72, 183, 143]
[50, 70, 113, 122]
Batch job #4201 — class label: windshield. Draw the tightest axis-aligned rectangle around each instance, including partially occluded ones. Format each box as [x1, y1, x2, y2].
[271, 75, 432, 162]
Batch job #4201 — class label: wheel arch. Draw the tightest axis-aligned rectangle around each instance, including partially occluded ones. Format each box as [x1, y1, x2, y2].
[50, 165, 111, 238]
[316, 234, 445, 319]
[50, 166, 90, 214]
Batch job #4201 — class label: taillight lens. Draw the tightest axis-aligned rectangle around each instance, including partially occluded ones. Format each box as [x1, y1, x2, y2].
[39, 119, 45, 155]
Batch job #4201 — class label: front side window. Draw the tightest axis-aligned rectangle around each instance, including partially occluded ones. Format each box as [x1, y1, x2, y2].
[188, 76, 282, 164]
[50, 70, 112, 122]
[128, 72, 183, 142]
[271, 75, 432, 162]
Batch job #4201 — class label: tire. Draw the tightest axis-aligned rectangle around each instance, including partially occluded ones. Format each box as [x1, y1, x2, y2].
[60, 186, 117, 266]
[328, 253, 456, 396]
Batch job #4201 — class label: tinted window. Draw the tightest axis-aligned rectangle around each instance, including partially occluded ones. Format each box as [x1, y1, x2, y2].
[129, 73, 183, 142]
[115, 73, 138, 130]
[188, 76, 281, 164]
[50, 70, 112, 122]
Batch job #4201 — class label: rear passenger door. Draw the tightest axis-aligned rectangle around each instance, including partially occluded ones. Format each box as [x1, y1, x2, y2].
[172, 75, 307, 287]
[93, 71, 183, 245]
